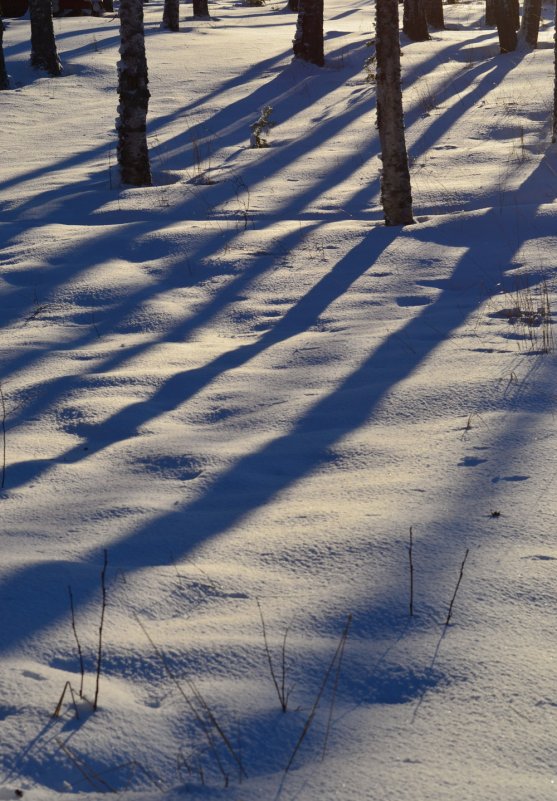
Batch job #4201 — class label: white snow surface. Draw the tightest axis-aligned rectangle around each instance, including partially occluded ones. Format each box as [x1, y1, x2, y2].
[1, 2, 557, 800]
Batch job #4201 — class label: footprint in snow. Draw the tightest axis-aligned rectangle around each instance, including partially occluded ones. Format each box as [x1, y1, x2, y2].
[396, 295, 433, 307]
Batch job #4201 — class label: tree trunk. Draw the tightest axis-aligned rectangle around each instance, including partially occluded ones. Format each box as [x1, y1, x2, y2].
[293, 0, 324, 66]
[493, 0, 519, 29]
[117, 0, 152, 186]
[403, 0, 429, 41]
[519, 0, 541, 46]
[485, 0, 496, 25]
[162, 0, 179, 29]
[512, 0, 519, 29]
[376, 0, 414, 226]
[192, 0, 208, 16]
[29, 0, 62, 76]
[287, 0, 298, 10]
[423, 0, 444, 29]
[103, 0, 114, 11]
[553, 0, 557, 141]
[494, 0, 517, 51]
[1, 18, 9, 90]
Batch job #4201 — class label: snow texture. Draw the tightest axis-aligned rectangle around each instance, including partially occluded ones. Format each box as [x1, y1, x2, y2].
[1, 1, 557, 800]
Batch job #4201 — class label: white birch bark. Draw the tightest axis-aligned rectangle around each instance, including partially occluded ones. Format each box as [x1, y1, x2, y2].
[376, 0, 414, 226]
[117, 0, 152, 186]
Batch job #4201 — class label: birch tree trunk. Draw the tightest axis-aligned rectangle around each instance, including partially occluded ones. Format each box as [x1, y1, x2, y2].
[162, 0, 179, 29]
[292, 0, 324, 66]
[117, 0, 152, 186]
[1, 19, 9, 90]
[192, 0, 209, 16]
[494, 0, 517, 51]
[519, 0, 541, 46]
[403, 0, 429, 41]
[29, 0, 62, 76]
[376, 0, 414, 226]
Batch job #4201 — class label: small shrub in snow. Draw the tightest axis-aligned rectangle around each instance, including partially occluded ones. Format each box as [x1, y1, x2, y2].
[250, 105, 275, 148]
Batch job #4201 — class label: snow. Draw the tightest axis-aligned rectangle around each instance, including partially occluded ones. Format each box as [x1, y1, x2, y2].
[1, 1, 557, 799]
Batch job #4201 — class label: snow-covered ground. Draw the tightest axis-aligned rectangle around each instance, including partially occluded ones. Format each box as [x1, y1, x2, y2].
[1, 2, 557, 799]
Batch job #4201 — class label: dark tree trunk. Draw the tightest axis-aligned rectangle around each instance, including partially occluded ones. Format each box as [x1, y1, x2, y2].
[1, 18, 9, 90]
[29, 0, 62, 76]
[162, 0, 179, 29]
[376, 0, 414, 226]
[103, 0, 114, 10]
[519, 0, 541, 46]
[117, 0, 152, 186]
[485, 0, 496, 25]
[192, 0, 208, 16]
[553, 0, 557, 141]
[403, 0, 429, 41]
[494, 0, 517, 51]
[423, 0, 444, 28]
[293, 0, 324, 66]
[512, 0, 519, 29]
[287, 0, 298, 10]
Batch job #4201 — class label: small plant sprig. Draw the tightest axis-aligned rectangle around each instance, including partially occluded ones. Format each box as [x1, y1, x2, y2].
[250, 105, 275, 148]
[445, 548, 469, 627]
[276, 615, 352, 797]
[408, 526, 414, 617]
[54, 551, 109, 718]
[257, 600, 293, 712]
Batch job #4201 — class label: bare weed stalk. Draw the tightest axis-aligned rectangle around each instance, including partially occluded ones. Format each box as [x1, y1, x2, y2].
[445, 549, 469, 627]
[280, 614, 352, 790]
[93, 549, 108, 711]
[257, 600, 292, 712]
[52, 681, 81, 719]
[321, 614, 352, 760]
[408, 527, 415, 617]
[56, 738, 115, 792]
[135, 616, 246, 783]
[68, 586, 85, 698]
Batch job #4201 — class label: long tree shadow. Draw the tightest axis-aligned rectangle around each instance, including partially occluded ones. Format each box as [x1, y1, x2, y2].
[0, 195, 554, 656]
[0, 30, 535, 540]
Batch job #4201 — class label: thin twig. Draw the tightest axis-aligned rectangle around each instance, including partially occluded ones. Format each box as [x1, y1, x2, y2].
[68, 586, 85, 698]
[56, 739, 115, 792]
[408, 526, 414, 617]
[282, 615, 352, 783]
[257, 600, 287, 712]
[321, 614, 352, 760]
[445, 549, 469, 627]
[280, 621, 292, 711]
[135, 615, 244, 781]
[93, 549, 108, 711]
[52, 681, 80, 719]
